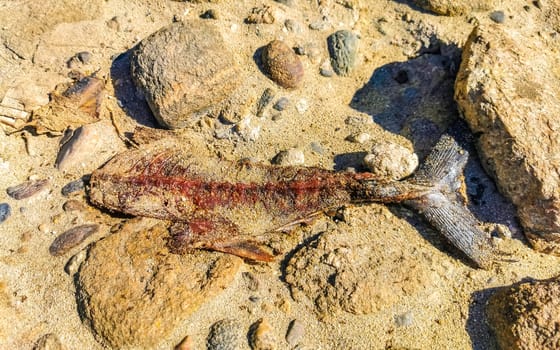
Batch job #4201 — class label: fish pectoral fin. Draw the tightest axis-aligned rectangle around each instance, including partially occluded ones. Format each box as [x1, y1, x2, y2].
[167, 218, 276, 262]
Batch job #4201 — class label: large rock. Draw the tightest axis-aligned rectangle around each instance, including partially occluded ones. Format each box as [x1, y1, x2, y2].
[455, 24, 560, 255]
[131, 20, 241, 129]
[486, 276, 560, 350]
[76, 218, 242, 348]
[411, 0, 497, 16]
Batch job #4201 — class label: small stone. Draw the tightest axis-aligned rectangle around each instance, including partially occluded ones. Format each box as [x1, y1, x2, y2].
[295, 99, 308, 114]
[38, 223, 50, 234]
[395, 311, 414, 327]
[272, 149, 305, 166]
[284, 19, 301, 33]
[207, 319, 243, 350]
[309, 21, 329, 31]
[347, 132, 370, 144]
[33, 333, 65, 350]
[319, 67, 334, 77]
[345, 115, 372, 126]
[257, 88, 276, 117]
[293, 45, 305, 55]
[310, 142, 324, 155]
[55, 120, 123, 174]
[486, 276, 560, 350]
[6, 179, 49, 200]
[0, 203, 11, 223]
[273, 97, 289, 111]
[245, 5, 275, 24]
[49, 224, 99, 256]
[410, 0, 498, 16]
[250, 318, 277, 350]
[489, 10, 505, 23]
[285, 320, 305, 347]
[261, 40, 304, 89]
[63, 199, 86, 212]
[363, 142, 418, 180]
[61, 177, 87, 196]
[327, 30, 358, 76]
[76, 51, 92, 64]
[106, 16, 120, 31]
[131, 20, 240, 129]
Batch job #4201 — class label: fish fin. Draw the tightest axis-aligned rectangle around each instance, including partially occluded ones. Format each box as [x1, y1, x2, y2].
[406, 134, 494, 269]
[168, 218, 275, 262]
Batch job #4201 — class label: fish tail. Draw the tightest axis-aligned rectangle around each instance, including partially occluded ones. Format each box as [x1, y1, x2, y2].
[405, 135, 495, 269]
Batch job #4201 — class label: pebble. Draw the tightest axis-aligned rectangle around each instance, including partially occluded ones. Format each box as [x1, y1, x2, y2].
[207, 319, 243, 350]
[261, 40, 304, 89]
[77, 51, 92, 64]
[106, 16, 120, 31]
[345, 114, 372, 126]
[257, 88, 276, 117]
[295, 99, 308, 114]
[347, 132, 370, 144]
[61, 177, 87, 196]
[273, 97, 289, 111]
[245, 5, 275, 24]
[0, 203, 11, 223]
[395, 311, 414, 327]
[363, 142, 418, 180]
[63, 199, 86, 212]
[6, 179, 49, 200]
[310, 141, 324, 155]
[285, 319, 305, 347]
[242, 271, 259, 291]
[319, 67, 334, 77]
[49, 224, 99, 256]
[490, 10, 505, 23]
[327, 30, 358, 76]
[201, 9, 218, 19]
[284, 19, 301, 33]
[309, 21, 329, 31]
[272, 149, 305, 166]
[250, 318, 277, 350]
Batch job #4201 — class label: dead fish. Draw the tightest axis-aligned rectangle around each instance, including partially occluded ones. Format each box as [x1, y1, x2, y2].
[88, 135, 495, 268]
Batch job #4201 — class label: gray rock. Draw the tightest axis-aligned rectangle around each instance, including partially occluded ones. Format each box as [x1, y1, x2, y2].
[486, 276, 560, 350]
[272, 149, 304, 166]
[285, 319, 305, 347]
[6, 179, 48, 200]
[455, 24, 560, 255]
[131, 20, 240, 129]
[489, 10, 505, 23]
[76, 218, 242, 348]
[207, 319, 244, 350]
[327, 30, 358, 76]
[410, 0, 498, 16]
[0, 203, 11, 223]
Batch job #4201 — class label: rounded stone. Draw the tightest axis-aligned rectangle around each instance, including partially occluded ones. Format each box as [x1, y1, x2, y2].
[76, 218, 242, 348]
[486, 276, 560, 350]
[131, 20, 241, 129]
[261, 40, 304, 89]
[363, 142, 418, 180]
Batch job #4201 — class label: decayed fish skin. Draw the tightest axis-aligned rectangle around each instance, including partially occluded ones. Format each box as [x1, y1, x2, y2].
[89, 134, 495, 268]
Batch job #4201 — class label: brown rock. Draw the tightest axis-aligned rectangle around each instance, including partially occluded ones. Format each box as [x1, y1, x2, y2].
[411, 0, 497, 16]
[261, 40, 304, 89]
[131, 20, 241, 129]
[76, 218, 242, 348]
[486, 276, 560, 350]
[455, 24, 560, 255]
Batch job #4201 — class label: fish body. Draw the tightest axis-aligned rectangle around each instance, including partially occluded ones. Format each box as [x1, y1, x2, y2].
[89, 135, 494, 268]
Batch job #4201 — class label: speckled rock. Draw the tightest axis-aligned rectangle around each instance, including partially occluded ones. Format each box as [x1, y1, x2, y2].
[327, 30, 358, 76]
[285, 206, 440, 316]
[131, 20, 240, 129]
[76, 218, 242, 348]
[207, 319, 244, 350]
[486, 276, 560, 350]
[363, 142, 418, 180]
[261, 40, 304, 89]
[411, 0, 498, 16]
[272, 148, 305, 166]
[455, 24, 560, 255]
